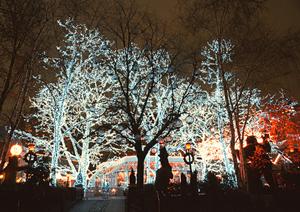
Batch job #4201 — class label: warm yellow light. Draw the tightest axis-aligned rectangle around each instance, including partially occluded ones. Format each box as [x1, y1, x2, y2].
[185, 142, 191, 151]
[0, 174, 4, 180]
[10, 144, 22, 156]
[111, 188, 117, 194]
[16, 177, 22, 183]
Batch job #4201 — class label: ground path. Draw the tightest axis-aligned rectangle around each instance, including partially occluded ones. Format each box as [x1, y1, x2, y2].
[69, 196, 125, 212]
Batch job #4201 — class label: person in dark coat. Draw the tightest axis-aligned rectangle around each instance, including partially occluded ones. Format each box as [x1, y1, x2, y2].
[0, 156, 27, 185]
[180, 173, 187, 196]
[190, 170, 198, 196]
[261, 134, 277, 190]
[155, 147, 173, 195]
[244, 135, 276, 193]
[129, 168, 136, 185]
[244, 136, 262, 193]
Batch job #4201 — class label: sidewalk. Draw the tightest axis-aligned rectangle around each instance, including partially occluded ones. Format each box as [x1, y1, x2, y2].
[69, 196, 125, 212]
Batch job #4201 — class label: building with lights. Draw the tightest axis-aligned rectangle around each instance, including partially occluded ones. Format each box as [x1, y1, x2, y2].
[97, 155, 189, 188]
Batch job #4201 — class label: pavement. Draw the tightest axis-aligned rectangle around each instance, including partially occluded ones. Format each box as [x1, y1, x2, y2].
[69, 196, 126, 212]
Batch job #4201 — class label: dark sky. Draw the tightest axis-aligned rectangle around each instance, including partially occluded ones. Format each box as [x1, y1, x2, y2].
[139, 0, 300, 32]
[137, 0, 300, 99]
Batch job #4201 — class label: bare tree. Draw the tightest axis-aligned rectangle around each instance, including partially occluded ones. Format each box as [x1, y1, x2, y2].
[0, 0, 52, 170]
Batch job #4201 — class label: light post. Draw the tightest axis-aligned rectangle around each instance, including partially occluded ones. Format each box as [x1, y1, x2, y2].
[183, 142, 194, 177]
[28, 143, 35, 152]
[182, 114, 195, 176]
[185, 142, 191, 152]
[1, 144, 23, 184]
[24, 143, 37, 182]
[24, 143, 37, 167]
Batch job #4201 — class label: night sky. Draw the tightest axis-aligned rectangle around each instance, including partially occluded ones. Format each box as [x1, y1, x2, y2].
[18, 0, 300, 100]
[140, 0, 300, 31]
[1, 0, 300, 118]
[136, 0, 300, 99]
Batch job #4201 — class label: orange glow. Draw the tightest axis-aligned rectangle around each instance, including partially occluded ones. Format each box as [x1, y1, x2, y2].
[28, 143, 35, 152]
[185, 142, 191, 151]
[10, 144, 22, 156]
[16, 177, 23, 183]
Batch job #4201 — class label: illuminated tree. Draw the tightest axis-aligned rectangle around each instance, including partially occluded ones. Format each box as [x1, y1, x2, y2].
[200, 39, 262, 187]
[170, 82, 235, 184]
[178, 0, 299, 188]
[260, 95, 299, 142]
[106, 44, 197, 188]
[14, 19, 116, 187]
[12, 16, 197, 189]
[258, 94, 300, 158]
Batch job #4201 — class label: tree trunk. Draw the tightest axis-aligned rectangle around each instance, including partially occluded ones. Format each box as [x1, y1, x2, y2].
[50, 107, 65, 186]
[49, 66, 75, 186]
[136, 153, 145, 189]
[229, 136, 242, 187]
[0, 136, 10, 170]
[0, 51, 16, 114]
[217, 52, 243, 188]
[239, 140, 249, 190]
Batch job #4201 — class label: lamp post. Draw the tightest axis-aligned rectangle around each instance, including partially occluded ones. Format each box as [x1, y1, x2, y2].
[183, 142, 194, 177]
[24, 143, 37, 182]
[28, 143, 35, 152]
[1, 144, 23, 184]
[24, 143, 37, 166]
[185, 142, 191, 153]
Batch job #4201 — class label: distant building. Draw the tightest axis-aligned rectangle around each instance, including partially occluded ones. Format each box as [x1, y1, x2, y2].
[97, 155, 188, 188]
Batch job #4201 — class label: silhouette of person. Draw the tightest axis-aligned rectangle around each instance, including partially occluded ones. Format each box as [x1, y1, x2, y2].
[190, 170, 198, 196]
[261, 134, 277, 190]
[129, 168, 136, 185]
[0, 156, 26, 185]
[180, 173, 187, 195]
[244, 135, 276, 193]
[244, 136, 262, 193]
[155, 147, 173, 195]
[1, 156, 19, 185]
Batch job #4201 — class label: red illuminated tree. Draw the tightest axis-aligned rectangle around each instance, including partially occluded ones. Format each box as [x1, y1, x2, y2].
[259, 94, 300, 161]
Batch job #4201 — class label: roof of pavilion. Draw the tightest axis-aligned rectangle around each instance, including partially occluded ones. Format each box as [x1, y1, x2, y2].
[97, 155, 186, 175]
